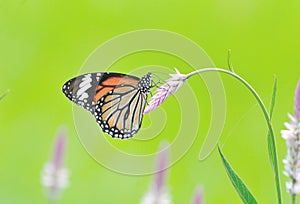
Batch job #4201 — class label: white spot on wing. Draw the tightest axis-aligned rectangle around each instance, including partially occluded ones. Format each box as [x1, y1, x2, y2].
[78, 92, 88, 100]
[77, 74, 92, 98]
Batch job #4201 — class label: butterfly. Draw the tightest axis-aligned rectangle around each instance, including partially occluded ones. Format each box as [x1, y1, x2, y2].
[62, 72, 152, 139]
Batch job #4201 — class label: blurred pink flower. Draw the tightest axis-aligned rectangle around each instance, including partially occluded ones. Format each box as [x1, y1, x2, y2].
[141, 142, 172, 204]
[41, 127, 70, 201]
[192, 186, 203, 204]
[144, 69, 187, 114]
[282, 80, 300, 195]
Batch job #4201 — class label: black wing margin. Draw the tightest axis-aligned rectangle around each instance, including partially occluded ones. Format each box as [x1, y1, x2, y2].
[62, 73, 104, 113]
[94, 84, 147, 139]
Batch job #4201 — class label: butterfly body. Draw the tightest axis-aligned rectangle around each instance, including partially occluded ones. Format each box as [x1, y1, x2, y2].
[62, 72, 152, 139]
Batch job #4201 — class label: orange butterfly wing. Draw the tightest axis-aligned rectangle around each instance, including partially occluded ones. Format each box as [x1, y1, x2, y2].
[93, 75, 139, 104]
[62, 72, 151, 139]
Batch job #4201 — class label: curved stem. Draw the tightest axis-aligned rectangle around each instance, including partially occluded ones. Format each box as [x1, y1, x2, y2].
[187, 68, 282, 204]
[187, 68, 271, 127]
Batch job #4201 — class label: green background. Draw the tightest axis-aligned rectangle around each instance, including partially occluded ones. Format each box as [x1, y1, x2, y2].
[1, 0, 299, 203]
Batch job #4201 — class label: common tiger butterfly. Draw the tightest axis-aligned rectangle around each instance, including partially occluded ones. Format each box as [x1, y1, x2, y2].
[62, 72, 152, 139]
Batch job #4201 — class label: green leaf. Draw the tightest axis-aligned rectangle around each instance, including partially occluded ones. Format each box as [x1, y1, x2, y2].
[267, 132, 281, 203]
[188, 68, 282, 203]
[218, 146, 258, 204]
[267, 77, 282, 204]
[227, 49, 235, 72]
[269, 76, 277, 119]
[0, 90, 9, 101]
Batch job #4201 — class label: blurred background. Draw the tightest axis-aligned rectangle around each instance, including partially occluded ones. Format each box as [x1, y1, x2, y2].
[0, 0, 299, 203]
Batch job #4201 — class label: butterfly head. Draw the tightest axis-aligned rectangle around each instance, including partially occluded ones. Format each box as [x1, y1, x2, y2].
[138, 73, 152, 94]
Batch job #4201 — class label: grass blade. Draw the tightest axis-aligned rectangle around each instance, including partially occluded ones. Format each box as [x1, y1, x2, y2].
[218, 146, 258, 204]
[186, 68, 282, 203]
[227, 49, 235, 72]
[269, 76, 277, 119]
[0, 90, 9, 100]
[267, 77, 282, 203]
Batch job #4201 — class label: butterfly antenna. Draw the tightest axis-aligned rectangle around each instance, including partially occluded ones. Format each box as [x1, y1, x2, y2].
[151, 72, 169, 88]
[151, 79, 164, 88]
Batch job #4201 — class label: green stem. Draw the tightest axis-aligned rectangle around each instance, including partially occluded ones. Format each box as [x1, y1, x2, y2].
[186, 68, 282, 204]
[187, 68, 271, 122]
[292, 194, 295, 204]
